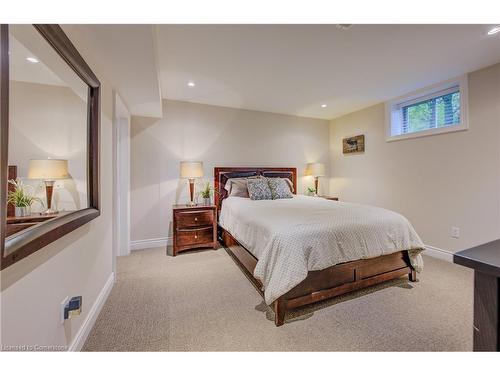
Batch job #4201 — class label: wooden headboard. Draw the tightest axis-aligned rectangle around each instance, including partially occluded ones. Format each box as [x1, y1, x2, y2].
[214, 167, 297, 213]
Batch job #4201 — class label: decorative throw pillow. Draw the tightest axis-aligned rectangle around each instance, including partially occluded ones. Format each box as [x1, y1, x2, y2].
[247, 178, 273, 200]
[283, 178, 294, 193]
[262, 173, 294, 191]
[230, 179, 249, 197]
[224, 176, 260, 198]
[267, 178, 293, 199]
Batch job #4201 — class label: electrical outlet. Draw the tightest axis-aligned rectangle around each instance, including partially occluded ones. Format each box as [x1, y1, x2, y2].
[60, 296, 69, 324]
[66, 296, 82, 319]
[451, 227, 460, 239]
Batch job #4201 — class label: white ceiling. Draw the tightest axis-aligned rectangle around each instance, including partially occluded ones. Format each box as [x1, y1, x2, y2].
[9, 25, 88, 101]
[156, 24, 500, 119]
[58, 24, 500, 120]
[62, 24, 163, 117]
[9, 36, 65, 87]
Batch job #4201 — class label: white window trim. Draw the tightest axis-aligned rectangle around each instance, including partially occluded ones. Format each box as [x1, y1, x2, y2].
[385, 75, 469, 142]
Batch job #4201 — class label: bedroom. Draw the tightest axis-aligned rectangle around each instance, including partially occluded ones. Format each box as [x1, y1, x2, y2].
[1, 0, 500, 371]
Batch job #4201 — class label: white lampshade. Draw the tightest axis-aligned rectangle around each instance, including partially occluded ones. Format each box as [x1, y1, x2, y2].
[180, 161, 204, 179]
[305, 163, 325, 177]
[28, 159, 69, 180]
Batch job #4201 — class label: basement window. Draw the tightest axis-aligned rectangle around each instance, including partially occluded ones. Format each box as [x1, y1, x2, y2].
[385, 76, 468, 141]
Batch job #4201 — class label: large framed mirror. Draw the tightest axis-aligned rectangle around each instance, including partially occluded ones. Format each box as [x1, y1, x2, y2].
[0, 24, 100, 269]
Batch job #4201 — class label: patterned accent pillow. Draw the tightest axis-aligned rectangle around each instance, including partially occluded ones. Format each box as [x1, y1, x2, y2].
[267, 178, 293, 199]
[224, 176, 261, 198]
[283, 178, 294, 193]
[247, 178, 273, 200]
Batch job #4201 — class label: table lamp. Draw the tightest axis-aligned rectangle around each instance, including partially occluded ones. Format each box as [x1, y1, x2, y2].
[28, 158, 69, 214]
[180, 161, 204, 206]
[306, 162, 325, 196]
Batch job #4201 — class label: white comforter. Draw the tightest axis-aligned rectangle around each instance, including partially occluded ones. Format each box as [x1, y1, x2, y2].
[219, 195, 424, 304]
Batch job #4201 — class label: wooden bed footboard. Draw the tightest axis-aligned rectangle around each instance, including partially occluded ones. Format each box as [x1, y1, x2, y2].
[220, 228, 416, 326]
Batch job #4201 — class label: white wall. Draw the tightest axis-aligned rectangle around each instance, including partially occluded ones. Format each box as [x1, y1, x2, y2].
[130, 99, 330, 245]
[113, 93, 131, 257]
[0, 39, 117, 350]
[8, 80, 88, 212]
[329, 63, 500, 253]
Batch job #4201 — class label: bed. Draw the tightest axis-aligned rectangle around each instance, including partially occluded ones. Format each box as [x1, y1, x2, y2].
[214, 167, 425, 326]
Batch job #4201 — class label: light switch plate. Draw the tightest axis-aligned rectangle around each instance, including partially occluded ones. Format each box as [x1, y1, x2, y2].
[451, 227, 460, 239]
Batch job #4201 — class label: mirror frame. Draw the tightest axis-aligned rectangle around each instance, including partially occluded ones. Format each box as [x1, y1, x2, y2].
[0, 24, 100, 269]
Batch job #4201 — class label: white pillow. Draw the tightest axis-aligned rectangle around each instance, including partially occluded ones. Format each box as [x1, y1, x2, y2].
[224, 176, 261, 197]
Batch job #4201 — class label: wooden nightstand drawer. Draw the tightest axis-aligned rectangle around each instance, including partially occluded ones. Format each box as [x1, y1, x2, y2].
[172, 204, 217, 256]
[175, 209, 214, 228]
[176, 226, 214, 247]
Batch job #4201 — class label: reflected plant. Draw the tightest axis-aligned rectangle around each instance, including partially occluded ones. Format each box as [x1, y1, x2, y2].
[7, 179, 43, 208]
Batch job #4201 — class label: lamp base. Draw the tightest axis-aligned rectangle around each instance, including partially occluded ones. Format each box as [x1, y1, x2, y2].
[314, 176, 319, 196]
[44, 180, 57, 214]
[187, 178, 197, 206]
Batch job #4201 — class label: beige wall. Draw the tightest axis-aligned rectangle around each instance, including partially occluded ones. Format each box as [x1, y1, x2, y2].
[9, 80, 88, 211]
[130, 99, 330, 243]
[0, 58, 115, 349]
[329, 63, 500, 253]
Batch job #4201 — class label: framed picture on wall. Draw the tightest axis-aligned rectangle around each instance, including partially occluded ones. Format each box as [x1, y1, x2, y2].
[343, 135, 365, 154]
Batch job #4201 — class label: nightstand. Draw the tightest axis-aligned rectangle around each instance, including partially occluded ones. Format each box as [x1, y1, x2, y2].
[319, 196, 339, 201]
[172, 204, 217, 256]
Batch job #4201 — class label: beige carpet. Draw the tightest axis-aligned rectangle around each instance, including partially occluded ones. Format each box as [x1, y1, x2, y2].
[83, 246, 473, 351]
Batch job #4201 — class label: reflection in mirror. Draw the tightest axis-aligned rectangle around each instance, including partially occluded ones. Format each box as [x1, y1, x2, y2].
[6, 25, 89, 239]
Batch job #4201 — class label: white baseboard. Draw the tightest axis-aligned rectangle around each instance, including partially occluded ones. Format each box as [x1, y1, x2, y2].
[68, 272, 115, 351]
[424, 245, 454, 263]
[130, 237, 172, 251]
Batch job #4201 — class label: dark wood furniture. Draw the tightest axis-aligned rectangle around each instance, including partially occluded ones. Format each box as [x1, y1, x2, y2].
[173, 204, 217, 256]
[454, 239, 500, 351]
[0, 25, 9, 260]
[320, 195, 339, 201]
[1, 25, 100, 270]
[214, 167, 416, 326]
[6, 213, 60, 237]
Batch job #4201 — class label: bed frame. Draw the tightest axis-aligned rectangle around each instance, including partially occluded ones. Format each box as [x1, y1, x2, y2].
[214, 167, 416, 326]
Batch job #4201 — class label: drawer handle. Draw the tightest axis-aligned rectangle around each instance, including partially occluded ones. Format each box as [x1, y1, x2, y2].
[177, 226, 212, 232]
[194, 217, 198, 221]
[194, 235, 198, 239]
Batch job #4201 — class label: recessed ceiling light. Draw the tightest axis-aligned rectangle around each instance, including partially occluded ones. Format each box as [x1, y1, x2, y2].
[187, 81, 196, 87]
[321, 104, 327, 108]
[26, 57, 39, 63]
[487, 27, 500, 35]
